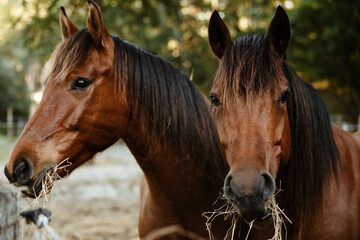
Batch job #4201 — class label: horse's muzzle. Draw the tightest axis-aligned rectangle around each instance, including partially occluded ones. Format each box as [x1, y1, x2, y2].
[5, 158, 33, 185]
[224, 171, 275, 228]
[4, 159, 55, 198]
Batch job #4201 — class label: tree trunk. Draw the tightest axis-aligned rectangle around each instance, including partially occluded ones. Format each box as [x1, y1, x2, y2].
[7, 107, 13, 139]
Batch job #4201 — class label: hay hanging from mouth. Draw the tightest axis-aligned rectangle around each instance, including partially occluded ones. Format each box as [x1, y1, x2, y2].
[267, 195, 292, 240]
[203, 190, 292, 240]
[245, 219, 255, 240]
[202, 194, 238, 240]
[20, 158, 71, 239]
[37, 158, 71, 201]
[28, 158, 72, 207]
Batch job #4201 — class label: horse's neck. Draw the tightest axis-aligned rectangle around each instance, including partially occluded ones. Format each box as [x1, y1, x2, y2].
[282, 124, 360, 238]
[331, 123, 360, 192]
[123, 119, 225, 202]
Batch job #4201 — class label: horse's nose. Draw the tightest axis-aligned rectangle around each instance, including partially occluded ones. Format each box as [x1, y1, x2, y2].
[4, 165, 14, 183]
[5, 158, 33, 185]
[224, 171, 276, 223]
[224, 171, 275, 202]
[224, 174, 236, 202]
[261, 172, 275, 201]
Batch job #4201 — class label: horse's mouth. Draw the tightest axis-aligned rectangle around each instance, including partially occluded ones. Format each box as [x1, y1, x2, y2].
[231, 202, 273, 229]
[21, 164, 56, 198]
[251, 213, 273, 229]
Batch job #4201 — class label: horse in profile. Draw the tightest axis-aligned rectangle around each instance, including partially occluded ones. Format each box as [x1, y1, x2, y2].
[4, 1, 230, 239]
[208, 6, 360, 239]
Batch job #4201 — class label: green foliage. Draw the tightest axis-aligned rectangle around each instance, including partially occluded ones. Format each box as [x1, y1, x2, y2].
[0, 57, 30, 122]
[288, 0, 360, 121]
[0, 0, 358, 123]
[0, 0, 281, 97]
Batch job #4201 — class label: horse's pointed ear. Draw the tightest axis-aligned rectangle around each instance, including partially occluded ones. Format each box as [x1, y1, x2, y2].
[87, 0, 110, 47]
[60, 6, 79, 41]
[209, 10, 231, 59]
[267, 6, 291, 58]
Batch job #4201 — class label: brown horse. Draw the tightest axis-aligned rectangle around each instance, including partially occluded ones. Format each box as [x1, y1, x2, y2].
[208, 6, 360, 239]
[4, 1, 230, 239]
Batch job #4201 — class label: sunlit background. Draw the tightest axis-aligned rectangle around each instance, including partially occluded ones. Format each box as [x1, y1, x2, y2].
[0, 0, 359, 138]
[0, 1, 359, 239]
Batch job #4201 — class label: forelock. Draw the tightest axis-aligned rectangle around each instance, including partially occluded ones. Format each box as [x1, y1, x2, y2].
[214, 35, 281, 105]
[41, 29, 93, 85]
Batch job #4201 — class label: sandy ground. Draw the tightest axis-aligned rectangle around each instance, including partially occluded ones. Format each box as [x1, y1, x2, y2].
[0, 143, 143, 240]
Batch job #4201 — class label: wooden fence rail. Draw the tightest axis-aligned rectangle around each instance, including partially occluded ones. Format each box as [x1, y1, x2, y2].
[0, 188, 19, 240]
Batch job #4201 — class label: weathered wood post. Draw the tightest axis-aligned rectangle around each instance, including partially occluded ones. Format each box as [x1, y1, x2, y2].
[7, 107, 13, 140]
[0, 188, 19, 240]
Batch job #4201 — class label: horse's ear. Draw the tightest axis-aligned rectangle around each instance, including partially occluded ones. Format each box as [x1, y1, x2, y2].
[208, 10, 231, 59]
[267, 6, 291, 58]
[87, 0, 111, 47]
[59, 7, 79, 41]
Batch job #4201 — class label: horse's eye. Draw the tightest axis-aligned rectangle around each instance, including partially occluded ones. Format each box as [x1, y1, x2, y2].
[71, 77, 91, 90]
[278, 89, 291, 104]
[209, 94, 220, 107]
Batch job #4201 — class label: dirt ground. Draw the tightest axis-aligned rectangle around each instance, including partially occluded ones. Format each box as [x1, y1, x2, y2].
[0, 143, 143, 240]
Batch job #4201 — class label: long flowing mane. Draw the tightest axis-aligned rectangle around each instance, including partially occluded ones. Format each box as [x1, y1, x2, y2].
[42, 29, 227, 184]
[214, 34, 341, 228]
[112, 35, 227, 182]
[280, 61, 341, 226]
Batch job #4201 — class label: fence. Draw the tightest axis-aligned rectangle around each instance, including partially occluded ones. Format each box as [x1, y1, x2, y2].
[0, 188, 20, 240]
[0, 121, 27, 139]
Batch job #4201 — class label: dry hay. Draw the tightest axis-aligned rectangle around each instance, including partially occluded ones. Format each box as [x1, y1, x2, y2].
[20, 158, 71, 239]
[267, 195, 292, 240]
[31, 158, 71, 205]
[202, 195, 238, 240]
[203, 191, 292, 240]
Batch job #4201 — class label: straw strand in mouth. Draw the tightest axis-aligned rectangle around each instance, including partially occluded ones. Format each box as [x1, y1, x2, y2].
[203, 190, 292, 240]
[29, 158, 72, 207]
[202, 194, 238, 240]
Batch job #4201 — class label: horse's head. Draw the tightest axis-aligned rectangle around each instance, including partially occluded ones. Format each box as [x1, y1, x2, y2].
[4, 1, 128, 197]
[209, 6, 292, 228]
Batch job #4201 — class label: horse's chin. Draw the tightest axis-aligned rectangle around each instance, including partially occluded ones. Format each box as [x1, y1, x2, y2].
[21, 164, 56, 198]
[250, 213, 273, 229]
[231, 203, 273, 230]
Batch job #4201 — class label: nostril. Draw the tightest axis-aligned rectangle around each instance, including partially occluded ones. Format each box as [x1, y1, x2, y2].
[224, 174, 235, 200]
[13, 158, 33, 185]
[4, 166, 14, 183]
[261, 172, 275, 201]
[225, 174, 232, 187]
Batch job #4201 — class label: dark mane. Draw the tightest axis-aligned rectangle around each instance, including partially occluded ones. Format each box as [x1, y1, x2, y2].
[214, 35, 281, 104]
[112, 35, 228, 183]
[280, 61, 341, 228]
[215, 34, 341, 229]
[112, 35, 227, 178]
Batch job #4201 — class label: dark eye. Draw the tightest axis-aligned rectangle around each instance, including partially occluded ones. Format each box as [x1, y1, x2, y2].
[209, 94, 220, 107]
[71, 77, 91, 90]
[278, 89, 291, 104]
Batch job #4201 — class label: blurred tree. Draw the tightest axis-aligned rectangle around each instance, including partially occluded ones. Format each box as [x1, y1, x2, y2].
[1, 0, 282, 93]
[0, 57, 30, 122]
[0, 0, 358, 123]
[288, 0, 360, 122]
